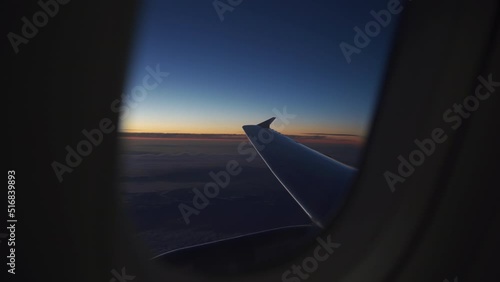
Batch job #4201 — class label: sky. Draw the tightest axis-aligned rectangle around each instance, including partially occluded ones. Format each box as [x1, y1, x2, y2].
[119, 0, 399, 136]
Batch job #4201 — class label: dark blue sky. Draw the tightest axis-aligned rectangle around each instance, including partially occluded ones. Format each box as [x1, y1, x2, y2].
[121, 0, 400, 135]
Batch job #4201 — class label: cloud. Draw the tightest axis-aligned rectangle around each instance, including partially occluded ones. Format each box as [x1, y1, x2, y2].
[303, 133, 360, 137]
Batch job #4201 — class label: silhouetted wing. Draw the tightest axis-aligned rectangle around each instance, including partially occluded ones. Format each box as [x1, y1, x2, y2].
[243, 117, 357, 228]
[154, 118, 356, 272]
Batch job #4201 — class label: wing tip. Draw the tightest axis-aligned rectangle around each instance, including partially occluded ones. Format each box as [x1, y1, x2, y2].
[257, 117, 276, 129]
[242, 117, 276, 131]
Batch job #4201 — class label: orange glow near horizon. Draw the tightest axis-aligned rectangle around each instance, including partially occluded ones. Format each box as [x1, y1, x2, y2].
[120, 122, 365, 136]
[119, 133, 365, 146]
[119, 111, 367, 136]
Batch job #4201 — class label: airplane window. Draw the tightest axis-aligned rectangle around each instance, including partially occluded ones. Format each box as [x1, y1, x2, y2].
[118, 0, 401, 273]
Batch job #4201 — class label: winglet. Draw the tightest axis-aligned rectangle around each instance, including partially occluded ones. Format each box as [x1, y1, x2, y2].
[257, 117, 276, 128]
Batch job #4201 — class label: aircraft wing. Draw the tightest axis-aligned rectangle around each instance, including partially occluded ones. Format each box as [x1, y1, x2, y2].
[243, 117, 356, 228]
[154, 117, 356, 272]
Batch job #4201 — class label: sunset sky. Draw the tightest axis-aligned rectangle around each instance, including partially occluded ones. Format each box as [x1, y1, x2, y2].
[119, 0, 398, 136]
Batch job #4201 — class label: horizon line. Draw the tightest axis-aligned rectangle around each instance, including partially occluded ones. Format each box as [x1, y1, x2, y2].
[118, 131, 366, 139]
